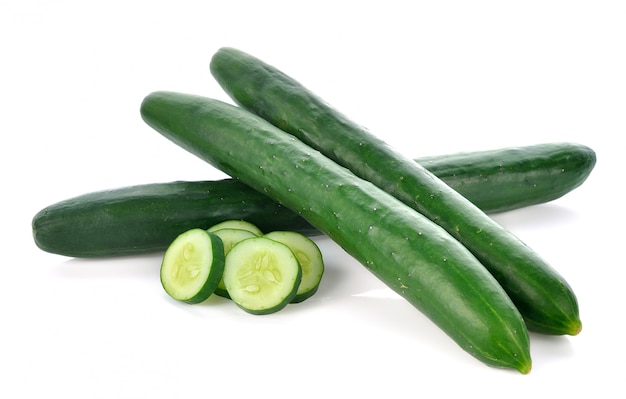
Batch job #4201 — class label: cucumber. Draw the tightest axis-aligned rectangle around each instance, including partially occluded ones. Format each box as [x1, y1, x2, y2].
[210, 47, 582, 336]
[209, 228, 259, 298]
[32, 179, 317, 258]
[160, 228, 225, 304]
[223, 236, 302, 315]
[264, 231, 324, 303]
[140, 91, 531, 373]
[208, 219, 263, 236]
[31, 143, 595, 258]
[418, 142, 596, 213]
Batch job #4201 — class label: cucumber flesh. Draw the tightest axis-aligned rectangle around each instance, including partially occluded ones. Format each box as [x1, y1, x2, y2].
[210, 228, 259, 298]
[160, 228, 225, 304]
[208, 219, 263, 236]
[223, 237, 302, 315]
[264, 231, 324, 303]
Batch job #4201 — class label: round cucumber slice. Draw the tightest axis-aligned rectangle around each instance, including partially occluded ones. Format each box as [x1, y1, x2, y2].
[264, 231, 324, 303]
[160, 228, 225, 304]
[210, 228, 259, 298]
[207, 220, 263, 236]
[223, 237, 301, 315]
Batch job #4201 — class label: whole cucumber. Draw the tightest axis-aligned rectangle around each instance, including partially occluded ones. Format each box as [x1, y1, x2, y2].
[32, 143, 595, 258]
[140, 90, 532, 373]
[210, 47, 582, 336]
[418, 142, 595, 213]
[32, 180, 316, 258]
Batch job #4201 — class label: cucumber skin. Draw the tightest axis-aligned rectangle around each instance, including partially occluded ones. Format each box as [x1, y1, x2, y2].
[419, 143, 596, 214]
[32, 143, 595, 258]
[32, 180, 316, 258]
[140, 91, 531, 373]
[210, 47, 582, 336]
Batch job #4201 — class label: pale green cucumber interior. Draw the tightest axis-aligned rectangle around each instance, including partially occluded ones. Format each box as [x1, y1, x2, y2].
[208, 220, 263, 236]
[160, 229, 220, 301]
[211, 228, 259, 296]
[223, 237, 301, 313]
[264, 231, 324, 301]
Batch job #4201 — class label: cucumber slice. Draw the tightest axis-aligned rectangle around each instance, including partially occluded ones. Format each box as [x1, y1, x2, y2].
[264, 231, 324, 303]
[223, 237, 301, 315]
[160, 228, 225, 304]
[210, 228, 259, 298]
[208, 220, 263, 236]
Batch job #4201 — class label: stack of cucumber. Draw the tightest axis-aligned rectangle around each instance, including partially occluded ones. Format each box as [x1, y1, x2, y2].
[159, 219, 324, 314]
[32, 47, 597, 374]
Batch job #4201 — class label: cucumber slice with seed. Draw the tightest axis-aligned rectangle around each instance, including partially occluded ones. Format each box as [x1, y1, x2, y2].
[223, 236, 301, 314]
[208, 220, 263, 236]
[264, 231, 324, 303]
[210, 228, 259, 298]
[160, 228, 225, 304]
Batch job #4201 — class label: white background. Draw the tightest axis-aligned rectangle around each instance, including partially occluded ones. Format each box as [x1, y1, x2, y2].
[2, 1, 624, 397]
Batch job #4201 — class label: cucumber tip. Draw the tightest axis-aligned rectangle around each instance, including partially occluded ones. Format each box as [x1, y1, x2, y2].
[569, 319, 583, 336]
[518, 361, 532, 375]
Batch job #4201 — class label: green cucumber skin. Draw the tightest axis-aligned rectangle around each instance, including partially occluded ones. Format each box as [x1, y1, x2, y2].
[140, 91, 531, 373]
[210, 47, 582, 336]
[419, 142, 596, 214]
[32, 180, 316, 258]
[32, 143, 595, 258]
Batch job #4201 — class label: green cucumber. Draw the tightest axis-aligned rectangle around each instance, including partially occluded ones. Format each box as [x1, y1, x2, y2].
[210, 227, 259, 298]
[140, 91, 531, 373]
[208, 219, 263, 236]
[417, 142, 596, 213]
[31, 142, 595, 258]
[160, 228, 225, 304]
[32, 179, 317, 258]
[264, 231, 324, 303]
[223, 236, 302, 315]
[210, 47, 582, 336]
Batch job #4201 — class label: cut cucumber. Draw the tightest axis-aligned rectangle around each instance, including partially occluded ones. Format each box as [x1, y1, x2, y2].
[223, 237, 302, 315]
[264, 231, 324, 303]
[210, 228, 259, 298]
[160, 228, 225, 304]
[208, 220, 263, 236]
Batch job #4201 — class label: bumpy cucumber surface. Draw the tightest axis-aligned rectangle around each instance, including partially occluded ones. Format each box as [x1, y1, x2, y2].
[140, 91, 531, 373]
[31, 143, 595, 258]
[32, 180, 316, 258]
[210, 47, 582, 336]
[420, 142, 596, 213]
